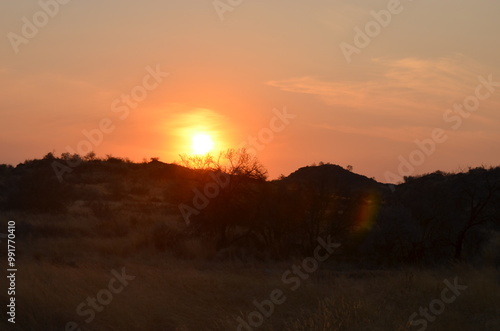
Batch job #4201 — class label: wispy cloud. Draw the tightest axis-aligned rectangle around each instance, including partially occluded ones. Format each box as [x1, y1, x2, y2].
[268, 55, 500, 143]
[268, 55, 489, 109]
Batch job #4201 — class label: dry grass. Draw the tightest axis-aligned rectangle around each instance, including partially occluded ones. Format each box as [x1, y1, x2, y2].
[1, 210, 499, 330]
[1, 255, 499, 330]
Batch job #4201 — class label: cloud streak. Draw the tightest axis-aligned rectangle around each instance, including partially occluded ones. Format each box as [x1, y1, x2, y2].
[268, 55, 500, 144]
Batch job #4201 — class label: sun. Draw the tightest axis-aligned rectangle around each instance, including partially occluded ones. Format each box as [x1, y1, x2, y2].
[191, 133, 214, 155]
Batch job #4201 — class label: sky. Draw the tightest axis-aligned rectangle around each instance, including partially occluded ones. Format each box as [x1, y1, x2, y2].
[1, 0, 499, 182]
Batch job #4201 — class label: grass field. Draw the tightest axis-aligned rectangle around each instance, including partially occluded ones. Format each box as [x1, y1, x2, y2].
[1, 211, 499, 331]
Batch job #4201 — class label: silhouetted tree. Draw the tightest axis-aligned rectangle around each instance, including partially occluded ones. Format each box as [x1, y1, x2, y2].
[453, 168, 500, 260]
[178, 149, 268, 251]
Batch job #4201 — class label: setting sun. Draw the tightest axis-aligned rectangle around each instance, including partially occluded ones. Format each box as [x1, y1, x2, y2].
[192, 133, 214, 155]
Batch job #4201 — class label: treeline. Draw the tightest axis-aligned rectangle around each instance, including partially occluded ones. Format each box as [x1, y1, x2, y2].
[0, 152, 189, 213]
[1, 151, 499, 267]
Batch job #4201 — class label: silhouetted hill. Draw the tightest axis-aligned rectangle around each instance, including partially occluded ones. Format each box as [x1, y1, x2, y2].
[283, 164, 390, 196]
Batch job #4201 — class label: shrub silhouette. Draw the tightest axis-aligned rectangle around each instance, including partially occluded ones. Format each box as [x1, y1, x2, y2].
[3, 159, 73, 213]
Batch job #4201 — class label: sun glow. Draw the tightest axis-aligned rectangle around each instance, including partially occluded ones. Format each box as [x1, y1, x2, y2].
[167, 108, 233, 159]
[191, 133, 215, 155]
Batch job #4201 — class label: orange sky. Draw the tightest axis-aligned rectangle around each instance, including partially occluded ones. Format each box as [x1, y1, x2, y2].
[1, 1, 500, 182]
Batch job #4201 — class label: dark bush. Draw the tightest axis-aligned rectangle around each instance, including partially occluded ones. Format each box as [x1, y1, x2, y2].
[3, 167, 73, 213]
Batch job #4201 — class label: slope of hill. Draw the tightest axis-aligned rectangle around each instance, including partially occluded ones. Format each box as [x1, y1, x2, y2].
[283, 163, 391, 196]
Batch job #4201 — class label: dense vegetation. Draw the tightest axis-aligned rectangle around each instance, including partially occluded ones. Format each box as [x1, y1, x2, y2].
[1, 150, 499, 267]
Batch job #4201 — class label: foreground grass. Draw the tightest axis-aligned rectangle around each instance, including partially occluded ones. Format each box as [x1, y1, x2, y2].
[1, 211, 499, 330]
[1, 256, 499, 331]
